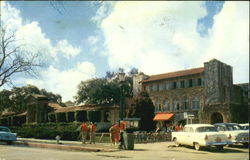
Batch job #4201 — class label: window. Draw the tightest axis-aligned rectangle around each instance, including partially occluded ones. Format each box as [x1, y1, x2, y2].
[155, 99, 162, 112]
[192, 97, 200, 109]
[198, 78, 202, 86]
[146, 85, 151, 92]
[180, 80, 185, 88]
[173, 100, 180, 111]
[152, 84, 158, 92]
[189, 79, 193, 87]
[159, 83, 165, 91]
[163, 100, 170, 111]
[173, 82, 177, 89]
[182, 99, 189, 110]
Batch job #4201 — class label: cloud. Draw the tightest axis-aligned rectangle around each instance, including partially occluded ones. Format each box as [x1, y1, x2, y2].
[95, 1, 207, 74]
[54, 40, 81, 58]
[1, 1, 81, 61]
[94, 1, 249, 83]
[24, 62, 96, 101]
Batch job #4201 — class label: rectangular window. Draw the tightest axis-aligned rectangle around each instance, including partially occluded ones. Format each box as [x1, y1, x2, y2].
[159, 83, 165, 91]
[173, 82, 177, 89]
[198, 78, 202, 86]
[152, 84, 158, 92]
[182, 100, 189, 110]
[180, 80, 185, 88]
[189, 79, 193, 87]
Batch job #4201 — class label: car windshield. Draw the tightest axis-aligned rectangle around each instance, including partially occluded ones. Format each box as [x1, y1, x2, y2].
[226, 124, 242, 131]
[196, 126, 217, 132]
[0, 127, 10, 132]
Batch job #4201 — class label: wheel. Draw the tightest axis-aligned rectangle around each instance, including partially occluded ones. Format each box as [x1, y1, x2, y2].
[243, 143, 248, 148]
[6, 141, 13, 145]
[216, 145, 224, 150]
[194, 142, 200, 150]
[173, 138, 179, 147]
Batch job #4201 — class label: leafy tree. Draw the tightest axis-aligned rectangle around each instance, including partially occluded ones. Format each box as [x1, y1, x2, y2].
[75, 71, 133, 105]
[128, 91, 156, 131]
[0, 84, 62, 113]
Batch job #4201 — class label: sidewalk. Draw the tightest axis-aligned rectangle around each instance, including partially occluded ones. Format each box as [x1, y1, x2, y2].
[15, 138, 119, 152]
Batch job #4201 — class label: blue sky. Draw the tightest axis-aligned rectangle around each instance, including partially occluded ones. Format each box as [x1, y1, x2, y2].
[1, 1, 249, 101]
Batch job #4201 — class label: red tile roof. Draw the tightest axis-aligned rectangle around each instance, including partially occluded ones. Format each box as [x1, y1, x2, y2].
[141, 67, 204, 83]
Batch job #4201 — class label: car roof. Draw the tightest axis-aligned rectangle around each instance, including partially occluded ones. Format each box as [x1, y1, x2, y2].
[0, 126, 9, 129]
[213, 123, 239, 126]
[184, 124, 214, 129]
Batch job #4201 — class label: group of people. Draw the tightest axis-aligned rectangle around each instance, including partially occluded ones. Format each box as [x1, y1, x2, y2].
[109, 121, 126, 146]
[79, 122, 97, 144]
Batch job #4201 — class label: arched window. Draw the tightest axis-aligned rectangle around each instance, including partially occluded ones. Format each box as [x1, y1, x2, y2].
[192, 97, 200, 109]
[173, 100, 180, 111]
[182, 98, 189, 110]
[163, 100, 170, 111]
[155, 99, 162, 112]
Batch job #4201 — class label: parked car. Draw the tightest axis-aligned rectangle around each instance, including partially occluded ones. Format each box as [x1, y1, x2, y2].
[239, 123, 249, 131]
[214, 123, 249, 147]
[172, 124, 232, 150]
[0, 126, 17, 144]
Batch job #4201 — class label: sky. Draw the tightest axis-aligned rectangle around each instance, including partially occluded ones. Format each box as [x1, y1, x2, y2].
[1, 1, 249, 102]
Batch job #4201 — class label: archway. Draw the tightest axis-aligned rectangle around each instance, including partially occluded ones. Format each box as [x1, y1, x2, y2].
[211, 112, 223, 124]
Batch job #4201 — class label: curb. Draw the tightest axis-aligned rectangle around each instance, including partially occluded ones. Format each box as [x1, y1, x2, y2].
[14, 141, 118, 152]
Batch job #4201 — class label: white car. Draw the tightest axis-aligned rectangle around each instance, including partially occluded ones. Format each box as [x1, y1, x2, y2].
[172, 124, 232, 150]
[239, 123, 249, 131]
[214, 123, 249, 147]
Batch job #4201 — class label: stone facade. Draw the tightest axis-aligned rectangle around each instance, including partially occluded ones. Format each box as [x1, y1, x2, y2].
[133, 59, 248, 125]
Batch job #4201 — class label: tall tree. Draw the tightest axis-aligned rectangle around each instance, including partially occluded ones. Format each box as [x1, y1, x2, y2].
[128, 91, 156, 131]
[0, 25, 41, 87]
[75, 72, 133, 105]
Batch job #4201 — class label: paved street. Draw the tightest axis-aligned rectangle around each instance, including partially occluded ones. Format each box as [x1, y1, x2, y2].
[0, 142, 248, 160]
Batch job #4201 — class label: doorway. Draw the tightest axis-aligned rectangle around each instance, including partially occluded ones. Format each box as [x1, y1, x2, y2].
[211, 112, 223, 124]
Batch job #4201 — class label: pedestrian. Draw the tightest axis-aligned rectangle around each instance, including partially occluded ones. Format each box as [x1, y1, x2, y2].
[89, 122, 97, 144]
[113, 122, 120, 145]
[109, 124, 115, 145]
[80, 122, 89, 144]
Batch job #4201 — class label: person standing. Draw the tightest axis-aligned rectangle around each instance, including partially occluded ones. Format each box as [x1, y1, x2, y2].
[89, 122, 97, 144]
[80, 122, 89, 144]
[109, 124, 115, 145]
[113, 122, 120, 145]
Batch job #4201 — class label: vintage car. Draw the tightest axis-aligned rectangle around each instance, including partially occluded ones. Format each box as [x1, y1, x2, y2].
[172, 124, 232, 150]
[0, 126, 17, 144]
[239, 123, 249, 131]
[214, 123, 249, 147]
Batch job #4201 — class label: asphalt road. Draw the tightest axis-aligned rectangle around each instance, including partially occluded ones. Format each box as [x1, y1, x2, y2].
[0, 142, 249, 160]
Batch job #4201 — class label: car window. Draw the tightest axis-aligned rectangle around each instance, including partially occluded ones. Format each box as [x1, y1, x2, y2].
[226, 125, 242, 131]
[183, 127, 190, 132]
[216, 126, 226, 131]
[196, 126, 217, 132]
[0, 127, 10, 132]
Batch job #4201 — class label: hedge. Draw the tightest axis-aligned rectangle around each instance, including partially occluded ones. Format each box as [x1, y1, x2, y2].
[10, 122, 81, 140]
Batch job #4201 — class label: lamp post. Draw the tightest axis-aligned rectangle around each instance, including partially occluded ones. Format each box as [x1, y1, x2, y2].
[118, 71, 125, 149]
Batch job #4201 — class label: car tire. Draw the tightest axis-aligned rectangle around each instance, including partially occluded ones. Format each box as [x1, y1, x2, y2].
[194, 142, 200, 150]
[173, 138, 179, 147]
[216, 145, 224, 150]
[6, 141, 13, 145]
[243, 143, 248, 148]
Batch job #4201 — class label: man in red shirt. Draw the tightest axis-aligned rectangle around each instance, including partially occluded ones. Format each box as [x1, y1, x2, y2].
[80, 122, 89, 144]
[89, 122, 97, 144]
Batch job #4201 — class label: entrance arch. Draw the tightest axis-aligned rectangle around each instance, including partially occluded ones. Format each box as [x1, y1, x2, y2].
[211, 112, 223, 124]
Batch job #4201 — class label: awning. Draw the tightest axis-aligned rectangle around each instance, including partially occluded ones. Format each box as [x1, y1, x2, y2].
[153, 113, 175, 121]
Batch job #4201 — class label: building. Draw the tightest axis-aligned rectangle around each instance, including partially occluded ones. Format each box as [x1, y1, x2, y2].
[133, 59, 248, 127]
